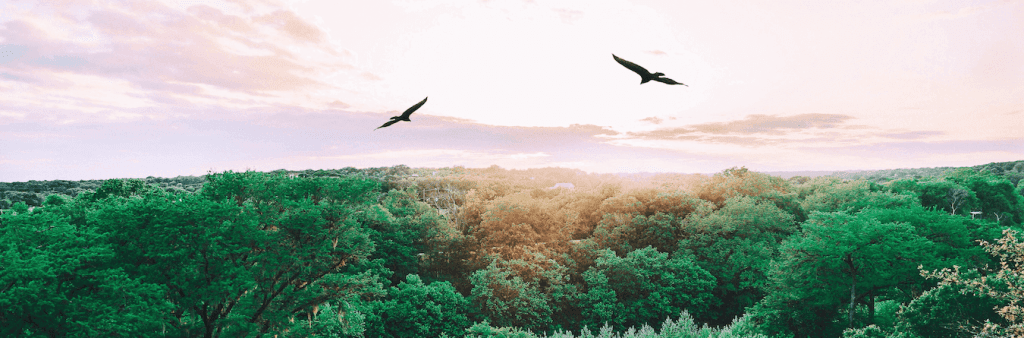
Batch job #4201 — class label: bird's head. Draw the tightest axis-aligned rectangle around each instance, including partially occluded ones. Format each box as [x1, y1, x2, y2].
[652, 72, 665, 77]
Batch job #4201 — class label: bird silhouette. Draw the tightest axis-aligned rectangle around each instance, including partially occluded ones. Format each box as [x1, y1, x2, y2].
[612, 54, 687, 86]
[375, 97, 428, 130]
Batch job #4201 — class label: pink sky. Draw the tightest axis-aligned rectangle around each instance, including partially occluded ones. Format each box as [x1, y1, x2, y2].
[1, 0, 1022, 181]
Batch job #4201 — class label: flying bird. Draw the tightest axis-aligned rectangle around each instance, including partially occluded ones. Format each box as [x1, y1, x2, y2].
[375, 97, 428, 130]
[612, 54, 687, 86]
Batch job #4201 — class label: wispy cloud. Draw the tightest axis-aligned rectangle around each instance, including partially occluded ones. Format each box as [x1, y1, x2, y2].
[628, 113, 855, 141]
[640, 116, 663, 124]
[0, 104, 625, 179]
[882, 131, 944, 140]
[0, 0, 362, 121]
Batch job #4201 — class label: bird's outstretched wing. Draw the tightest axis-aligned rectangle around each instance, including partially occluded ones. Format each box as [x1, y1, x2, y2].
[400, 97, 428, 119]
[375, 119, 400, 130]
[652, 77, 688, 86]
[612, 54, 652, 78]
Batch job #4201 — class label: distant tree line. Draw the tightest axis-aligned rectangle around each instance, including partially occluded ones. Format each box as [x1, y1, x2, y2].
[0, 166, 418, 210]
[0, 176, 204, 210]
[826, 160, 1024, 186]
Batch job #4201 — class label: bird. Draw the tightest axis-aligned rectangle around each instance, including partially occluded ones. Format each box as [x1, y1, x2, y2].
[612, 54, 687, 86]
[375, 97, 428, 130]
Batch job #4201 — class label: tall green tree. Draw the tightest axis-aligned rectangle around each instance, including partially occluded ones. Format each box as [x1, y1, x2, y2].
[752, 211, 934, 338]
[362, 274, 471, 338]
[591, 190, 711, 256]
[856, 205, 1000, 275]
[469, 251, 578, 333]
[580, 247, 716, 332]
[359, 188, 446, 286]
[677, 196, 797, 325]
[0, 201, 170, 337]
[87, 171, 387, 337]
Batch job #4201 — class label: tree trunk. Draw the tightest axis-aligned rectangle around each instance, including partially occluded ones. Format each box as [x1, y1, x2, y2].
[848, 278, 856, 328]
[868, 291, 875, 325]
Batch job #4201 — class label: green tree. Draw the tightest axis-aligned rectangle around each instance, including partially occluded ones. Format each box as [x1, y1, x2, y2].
[360, 188, 446, 286]
[580, 247, 716, 332]
[893, 276, 1005, 338]
[90, 178, 158, 201]
[0, 202, 170, 337]
[697, 167, 788, 207]
[889, 178, 980, 216]
[801, 180, 917, 214]
[363, 274, 471, 338]
[920, 229, 1024, 336]
[855, 205, 1000, 275]
[841, 325, 887, 338]
[593, 212, 681, 256]
[945, 169, 1024, 225]
[87, 171, 387, 337]
[0, 191, 44, 208]
[469, 251, 578, 332]
[591, 189, 710, 256]
[752, 211, 934, 338]
[279, 301, 366, 337]
[461, 320, 539, 338]
[677, 196, 797, 325]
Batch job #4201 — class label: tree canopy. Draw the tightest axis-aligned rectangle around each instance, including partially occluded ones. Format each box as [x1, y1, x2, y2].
[2, 163, 1021, 337]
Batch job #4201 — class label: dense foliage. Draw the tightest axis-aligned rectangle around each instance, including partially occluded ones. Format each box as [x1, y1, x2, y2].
[1, 160, 1023, 337]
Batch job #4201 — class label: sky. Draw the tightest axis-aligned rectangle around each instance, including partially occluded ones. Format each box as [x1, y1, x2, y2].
[0, 0, 1022, 182]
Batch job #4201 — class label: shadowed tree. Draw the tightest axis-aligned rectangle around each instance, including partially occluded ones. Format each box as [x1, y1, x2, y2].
[678, 196, 797, 325]
[358, 187, 446, 286]
[893, 275, 1005, 338]
[917, 229, 1024, 336]
[887, 178, 981, 217]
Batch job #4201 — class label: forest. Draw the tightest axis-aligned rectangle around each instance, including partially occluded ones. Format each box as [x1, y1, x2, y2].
[2, 160, 1024, 338]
